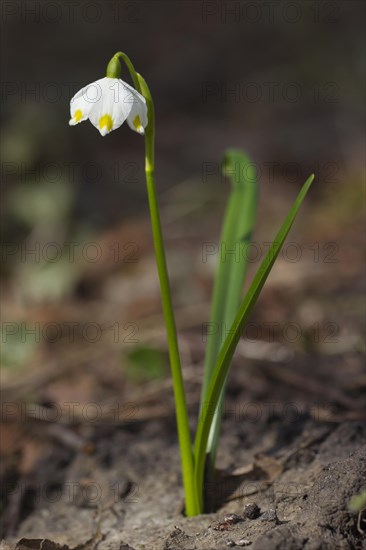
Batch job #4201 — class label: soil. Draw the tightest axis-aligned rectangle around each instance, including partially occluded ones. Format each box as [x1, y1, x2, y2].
[2, 357, 365, 549]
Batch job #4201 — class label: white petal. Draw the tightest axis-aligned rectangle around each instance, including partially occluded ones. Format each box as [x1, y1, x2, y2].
[69, 80, 100, 125]
[99, 126, 109, 137]
[126, 91, 148, 135]
[88, 78, 135, 135]
[70, 77, 146, 136]
[121, 80, 147, 109]
[69, 98, 89, 125]
[70, 78, 105, 106]
[69, 78, 116, 127]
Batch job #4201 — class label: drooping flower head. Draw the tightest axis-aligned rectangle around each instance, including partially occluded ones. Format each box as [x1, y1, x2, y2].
[69, 76, 148, 137]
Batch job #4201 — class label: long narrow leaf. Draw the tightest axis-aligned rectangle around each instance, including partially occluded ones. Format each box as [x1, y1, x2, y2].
[200, 150, 258, 510]
[194, 173, 315, 509]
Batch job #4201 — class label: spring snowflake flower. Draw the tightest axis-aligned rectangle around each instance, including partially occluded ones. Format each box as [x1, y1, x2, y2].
[69, 77, 148, 136]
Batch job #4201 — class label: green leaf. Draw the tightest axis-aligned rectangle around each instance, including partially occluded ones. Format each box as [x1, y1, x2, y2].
[194, 173, 315, 510]
[126, 346, 167, 382]
[200, 150, 258, 509]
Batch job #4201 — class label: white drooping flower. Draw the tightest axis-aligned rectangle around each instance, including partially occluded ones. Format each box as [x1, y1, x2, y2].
[69, 77, 148, 137]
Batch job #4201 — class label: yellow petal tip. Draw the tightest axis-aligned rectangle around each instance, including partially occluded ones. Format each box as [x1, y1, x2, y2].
[99, 114, 113, 135]
[133, 115, 144, 133]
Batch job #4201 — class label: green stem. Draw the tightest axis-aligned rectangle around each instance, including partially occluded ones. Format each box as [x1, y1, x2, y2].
[110, 52, 199, 515]
[144, 167, 198, 516]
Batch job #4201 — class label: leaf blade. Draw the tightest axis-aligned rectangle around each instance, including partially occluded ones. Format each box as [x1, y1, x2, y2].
[194, 173, 315, 509]
[200, 150, 258, 510]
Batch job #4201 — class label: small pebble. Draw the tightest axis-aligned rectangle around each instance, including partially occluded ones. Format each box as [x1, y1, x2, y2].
[260, 508, 278, 522]
[237, 539, 252, 547]
[226, 541, 236, 548]
[224, 513, 243, 525]
[243, 503, 260, 519]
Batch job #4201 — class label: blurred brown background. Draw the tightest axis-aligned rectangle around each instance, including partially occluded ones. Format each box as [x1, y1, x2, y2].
[0, 0, 365, 540]
[2, 0, 364, 229]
